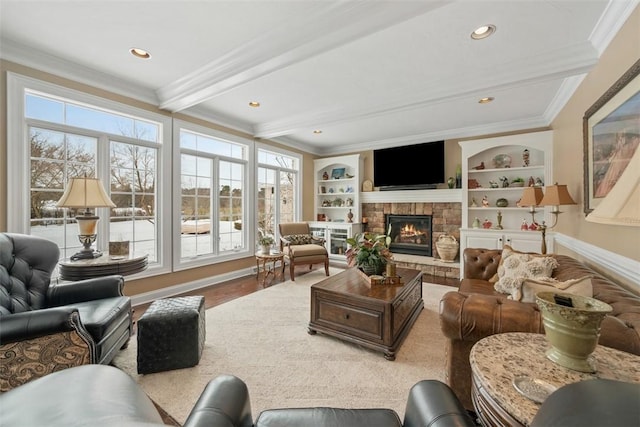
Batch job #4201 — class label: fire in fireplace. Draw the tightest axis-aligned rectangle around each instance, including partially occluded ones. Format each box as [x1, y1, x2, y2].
[385, 214, 432, 256]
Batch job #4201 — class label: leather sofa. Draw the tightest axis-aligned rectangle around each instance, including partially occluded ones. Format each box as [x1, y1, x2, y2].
[2, 365, 637, 427]
[0, 233, 132, 391]
[0, 364, 475, 427]
[440, 247, 640, 409]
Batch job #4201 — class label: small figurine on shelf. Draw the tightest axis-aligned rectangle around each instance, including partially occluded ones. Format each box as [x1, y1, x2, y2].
[529, 222, 539, 231]
[528, 176, 535, 187]
[471, 197, 478, 207]
[521, 219, 529, 230]
[472, 161, 486, 170]
[496, 211, 503, 230]
[489, 180, 499, 188]
[523, 149, 530, 167]
[482, 195, 489, 207]
[346, 197, 353, 207]
[482, 218, 492, 229]
[472, 217, 481, 229]
[535, 177, 544, 187]
[322, 171, 329, 180]
[499, 176, 509, 187]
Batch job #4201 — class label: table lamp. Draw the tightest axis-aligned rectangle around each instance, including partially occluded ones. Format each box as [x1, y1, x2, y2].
[520, 184, 576, 254]
[56, 177, 116, 260]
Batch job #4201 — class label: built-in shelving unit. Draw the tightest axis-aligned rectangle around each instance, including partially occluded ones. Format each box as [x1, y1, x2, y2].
[310, 154, 363, 262]
[459, 131, 554, 275]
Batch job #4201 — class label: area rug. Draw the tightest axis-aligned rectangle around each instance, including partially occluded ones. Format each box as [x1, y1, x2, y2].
[113, 268, 453, 425]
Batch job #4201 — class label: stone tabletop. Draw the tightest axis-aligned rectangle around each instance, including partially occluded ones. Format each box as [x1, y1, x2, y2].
[470, 332, 640, 426]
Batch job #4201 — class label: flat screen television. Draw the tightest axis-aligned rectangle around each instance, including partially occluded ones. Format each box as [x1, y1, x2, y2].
[373, 141, 445, 190]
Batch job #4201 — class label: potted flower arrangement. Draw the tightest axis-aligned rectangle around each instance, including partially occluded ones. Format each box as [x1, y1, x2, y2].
[258, 234, 274, 254]
[345, 231, 393, 276]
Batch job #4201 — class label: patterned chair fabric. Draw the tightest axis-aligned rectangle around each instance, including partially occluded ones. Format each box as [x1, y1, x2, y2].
[0, 233, 132, 391]
[278, 223, 329, 281]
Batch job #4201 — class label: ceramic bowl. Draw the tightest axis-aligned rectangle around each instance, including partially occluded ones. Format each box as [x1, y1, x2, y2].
[492, 154, 512, 168]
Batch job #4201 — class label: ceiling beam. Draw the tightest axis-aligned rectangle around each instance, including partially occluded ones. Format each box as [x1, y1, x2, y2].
[253, 41, 599, 139]
[157, 1, 450, 112]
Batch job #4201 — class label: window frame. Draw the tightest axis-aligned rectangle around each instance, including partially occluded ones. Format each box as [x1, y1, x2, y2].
[7, 72, 173, 277]
[256, 142, 303, 241]
[173, 119, 255, 271]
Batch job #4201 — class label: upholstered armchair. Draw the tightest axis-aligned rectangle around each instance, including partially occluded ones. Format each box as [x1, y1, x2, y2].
[278, 222, 329, 281]
[0, 233, 132, 391]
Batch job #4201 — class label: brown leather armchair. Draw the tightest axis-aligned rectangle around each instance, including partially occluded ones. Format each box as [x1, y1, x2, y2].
[278, 222, 329, 281]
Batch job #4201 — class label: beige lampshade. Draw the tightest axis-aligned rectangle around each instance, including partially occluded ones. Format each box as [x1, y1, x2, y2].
[540, 184, 577, 207]
[519, 186, 544, 207]
[56, 177, 115, 208]
[586, 147, 640, 226]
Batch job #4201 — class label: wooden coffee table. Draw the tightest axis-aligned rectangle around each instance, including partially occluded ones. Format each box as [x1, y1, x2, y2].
[308, 267, 423, 360]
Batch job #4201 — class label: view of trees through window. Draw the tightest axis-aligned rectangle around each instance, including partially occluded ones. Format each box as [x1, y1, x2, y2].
[26, 92, 160, 261]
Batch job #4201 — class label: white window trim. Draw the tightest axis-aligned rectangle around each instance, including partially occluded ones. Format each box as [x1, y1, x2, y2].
[256, 142, 303, 239]
[172, 119, 255, 271]
[7, 72, 173, 277]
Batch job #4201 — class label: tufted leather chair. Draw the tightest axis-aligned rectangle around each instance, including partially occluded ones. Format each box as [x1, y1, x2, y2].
[0, 233, 132, 391]
[279, 222, 329, 281]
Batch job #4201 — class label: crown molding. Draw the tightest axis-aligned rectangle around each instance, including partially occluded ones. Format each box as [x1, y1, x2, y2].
[542, 73, 588, 123]
[589, 0, 639, 55]
[157, 1, 447, 112]
[315, 116, 550, 156]
[254, 41, 598, 139]
[0, 38, 158, 105]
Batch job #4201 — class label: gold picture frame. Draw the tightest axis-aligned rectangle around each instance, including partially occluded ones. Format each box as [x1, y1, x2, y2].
[583, 59, 640, 214]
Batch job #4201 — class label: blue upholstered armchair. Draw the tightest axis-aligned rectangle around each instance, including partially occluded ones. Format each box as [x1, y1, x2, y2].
[0, 233, 132, 391]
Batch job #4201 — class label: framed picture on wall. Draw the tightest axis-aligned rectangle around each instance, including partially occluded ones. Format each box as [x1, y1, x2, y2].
[583, 59, 640, 214]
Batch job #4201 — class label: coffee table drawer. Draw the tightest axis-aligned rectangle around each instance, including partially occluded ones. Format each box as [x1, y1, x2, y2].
[316, 299, 383, 340]
[393, 283, 422, 335]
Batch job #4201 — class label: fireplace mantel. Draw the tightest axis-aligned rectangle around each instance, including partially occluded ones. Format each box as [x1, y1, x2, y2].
[360, 189, 462, 203]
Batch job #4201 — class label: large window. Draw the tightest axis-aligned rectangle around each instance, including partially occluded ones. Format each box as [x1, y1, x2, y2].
[177, 124, 250, 265]
[8, 74, 171, 272]
[257, 147, 300, 239]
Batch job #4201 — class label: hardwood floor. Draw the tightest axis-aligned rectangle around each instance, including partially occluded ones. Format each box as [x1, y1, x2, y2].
[131, 265, 458, 323]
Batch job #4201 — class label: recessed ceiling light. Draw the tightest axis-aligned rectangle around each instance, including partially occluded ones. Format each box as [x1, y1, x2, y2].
[471, 24, 496, 40]
[479, 97, 495, 104]
[129, 47, 151, 59]
[249, 101, 261, 108]
[313, 130, 323, 134]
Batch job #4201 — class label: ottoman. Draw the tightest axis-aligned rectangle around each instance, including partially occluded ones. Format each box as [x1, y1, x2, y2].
[137, 296, 205, 374]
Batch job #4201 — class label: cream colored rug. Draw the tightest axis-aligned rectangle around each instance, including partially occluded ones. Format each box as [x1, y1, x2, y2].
[113, 268, 452, 425]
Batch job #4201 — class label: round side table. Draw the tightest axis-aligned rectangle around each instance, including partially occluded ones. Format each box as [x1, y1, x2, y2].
[255, 250, 286, 286]
[469, 332, 640, 427]
[59, 253, 148, 281]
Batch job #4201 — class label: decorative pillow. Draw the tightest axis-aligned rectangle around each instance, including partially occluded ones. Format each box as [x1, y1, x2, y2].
[516, 276, 593, 303]
[284, 234, 314, 245]
[494, 245, 558, 295]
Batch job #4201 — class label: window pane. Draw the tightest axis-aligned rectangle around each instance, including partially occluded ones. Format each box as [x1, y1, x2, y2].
[26, 94, 64, 123]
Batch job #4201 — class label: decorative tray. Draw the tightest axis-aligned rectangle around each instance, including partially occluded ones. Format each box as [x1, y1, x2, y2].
[512, 376, 557, 404]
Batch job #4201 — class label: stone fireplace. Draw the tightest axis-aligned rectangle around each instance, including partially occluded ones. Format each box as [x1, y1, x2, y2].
[386, 214, 432, 256]
[361, 197, 461, 281]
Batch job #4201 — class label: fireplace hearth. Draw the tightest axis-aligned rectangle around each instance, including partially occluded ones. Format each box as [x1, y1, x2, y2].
[386, 214, 432, 257]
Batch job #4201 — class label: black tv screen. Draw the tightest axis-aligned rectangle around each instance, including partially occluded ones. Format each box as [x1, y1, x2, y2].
[373, 141, 445, 190]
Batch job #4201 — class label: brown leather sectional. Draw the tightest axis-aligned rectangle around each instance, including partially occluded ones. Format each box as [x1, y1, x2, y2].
[439, 247, 640, 409]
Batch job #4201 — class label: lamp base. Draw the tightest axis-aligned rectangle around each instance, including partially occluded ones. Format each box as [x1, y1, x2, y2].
[71, 249, 103, 261]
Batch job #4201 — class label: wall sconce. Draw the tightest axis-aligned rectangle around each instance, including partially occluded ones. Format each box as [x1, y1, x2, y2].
[520, 184, 576, 254]
[56, 177, 116, 260]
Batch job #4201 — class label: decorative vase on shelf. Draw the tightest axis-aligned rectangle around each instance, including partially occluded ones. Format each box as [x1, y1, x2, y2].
[447, 177, 455, 189]
[347, 209, 354, 223]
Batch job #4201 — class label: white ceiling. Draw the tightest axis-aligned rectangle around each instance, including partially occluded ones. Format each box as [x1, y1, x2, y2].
[1, 1, 637, 155]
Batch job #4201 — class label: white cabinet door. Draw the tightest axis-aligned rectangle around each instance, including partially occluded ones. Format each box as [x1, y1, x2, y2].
[465, 233, 502, 250]
[506, 233, 544, 253]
